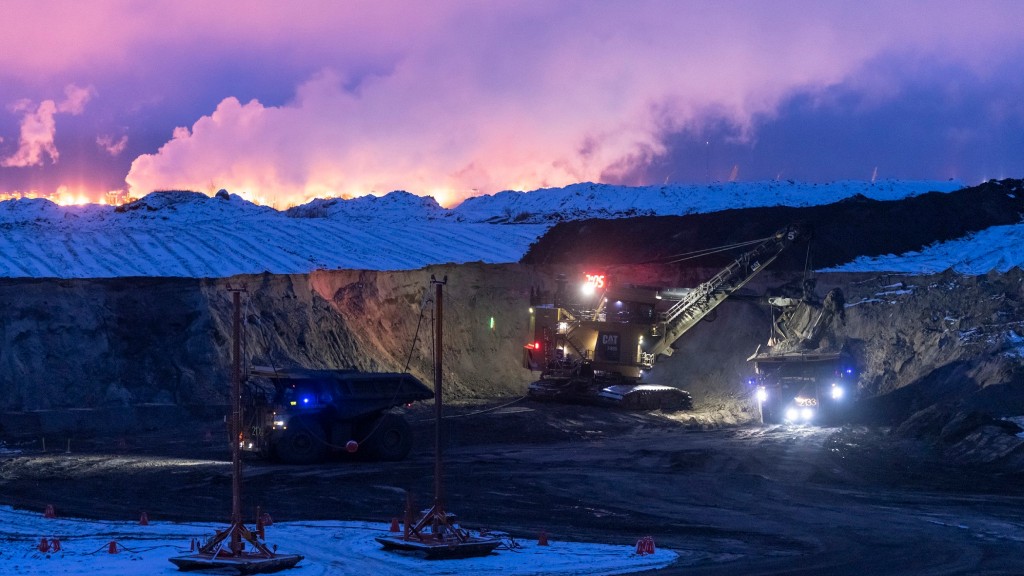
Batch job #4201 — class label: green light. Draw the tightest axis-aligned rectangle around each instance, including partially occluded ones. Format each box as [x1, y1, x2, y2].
[489, 316, 495, 330]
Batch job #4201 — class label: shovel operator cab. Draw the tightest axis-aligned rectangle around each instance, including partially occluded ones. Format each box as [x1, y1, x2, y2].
[524, 225, 805, 410]
[242, 366, 433, 464]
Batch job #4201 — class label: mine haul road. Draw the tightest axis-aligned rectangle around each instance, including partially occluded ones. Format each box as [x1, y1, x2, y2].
[0, 401, 1021, 575]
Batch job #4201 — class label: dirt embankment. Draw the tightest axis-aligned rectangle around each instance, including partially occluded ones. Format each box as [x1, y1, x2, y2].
[521, 178, 1024, 270]
[2, 267, 1022, 420]
[0, 265, 546, 435]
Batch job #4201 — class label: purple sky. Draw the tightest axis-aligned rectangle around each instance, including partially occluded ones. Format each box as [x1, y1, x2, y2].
[1, 1, 1022, 206]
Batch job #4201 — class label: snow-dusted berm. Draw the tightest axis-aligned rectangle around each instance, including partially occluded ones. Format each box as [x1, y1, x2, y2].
[0, 505, 681, 575]
[2, 179, 1015, 279]
[820, 221, 1024, 274]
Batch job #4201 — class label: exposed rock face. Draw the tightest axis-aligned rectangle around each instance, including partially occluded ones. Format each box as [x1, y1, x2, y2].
[0, 264, 544, 417]
[1, 263, 1022, 465]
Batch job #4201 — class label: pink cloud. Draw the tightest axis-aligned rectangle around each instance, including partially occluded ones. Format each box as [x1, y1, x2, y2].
[4, 2, 1022, 201]
[2, 84, 93, 167]
[97, 134, 128, 156]
[3, 99, 60, 167]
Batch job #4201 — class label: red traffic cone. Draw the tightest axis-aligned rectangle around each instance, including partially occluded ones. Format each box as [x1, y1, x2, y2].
[538, 530, 549, 546]
[260, 512, 274, 527]
[389, 518, 401, 532]
[139, 511, 149, 526]
[635, 536, 655, 555]
[108, 541, 119, 554]
[51, 538, 61, 552]
[43, 504, 56, 519]
[38, 538, 50, 553]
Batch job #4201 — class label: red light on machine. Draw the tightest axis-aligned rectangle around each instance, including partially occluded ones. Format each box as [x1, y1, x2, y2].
[582, 273, 606, 295]
[524, 341, 541, 350]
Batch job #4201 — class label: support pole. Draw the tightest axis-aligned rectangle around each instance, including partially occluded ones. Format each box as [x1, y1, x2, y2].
[229, 288, 244, 555]
[432, 275, 446, 508]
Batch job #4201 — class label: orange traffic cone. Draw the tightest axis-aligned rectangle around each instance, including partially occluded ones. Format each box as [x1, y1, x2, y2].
[51, 539, 61, 552]
[139, 511, 149, 526]
[38, 538, 50, 553]
[43, 504, 56, 519]
[389, 518, 401, 532]
[538, 530, 549, 546]
[108, 541, 119, 554]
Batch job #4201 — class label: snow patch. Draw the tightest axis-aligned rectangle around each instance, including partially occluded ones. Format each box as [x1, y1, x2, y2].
[0, 506, 682, 575]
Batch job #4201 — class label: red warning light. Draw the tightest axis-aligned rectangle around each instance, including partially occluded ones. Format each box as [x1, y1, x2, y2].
[582, 273, 606, 295]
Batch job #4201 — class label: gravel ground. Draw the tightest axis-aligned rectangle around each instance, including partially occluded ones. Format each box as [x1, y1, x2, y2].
[1, 400, 1023, 575]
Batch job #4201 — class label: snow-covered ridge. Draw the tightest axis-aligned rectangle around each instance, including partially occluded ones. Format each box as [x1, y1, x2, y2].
[0, 179, 1014, 279]
[450, 179, 965, 223]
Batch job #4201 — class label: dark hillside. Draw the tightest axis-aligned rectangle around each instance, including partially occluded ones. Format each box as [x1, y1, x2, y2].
[521, 179, 1024, 270]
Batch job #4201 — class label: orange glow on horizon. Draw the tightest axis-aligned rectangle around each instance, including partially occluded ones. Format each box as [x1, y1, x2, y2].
[0, 187, 136, 207]
[1, 182, 475, 211]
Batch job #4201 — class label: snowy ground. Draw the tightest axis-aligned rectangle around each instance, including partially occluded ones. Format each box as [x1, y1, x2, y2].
[0, 506, 679, 575]
[0, 179, 992, 279]
[821, 220, 1024, 275]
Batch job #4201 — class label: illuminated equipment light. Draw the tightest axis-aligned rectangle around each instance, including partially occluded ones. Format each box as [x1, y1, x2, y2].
[801, 407, 814, 421]
[524, 341, 541, 350]
[273, 420, 285, 427]
[831, 384, 845, 400]
[785, 407, 798, 422]
[795, 396, 818, 407]
[489, 316, 495, 330]
[557, 321, 569, 334]
[756, 387, 768, 403]
[301, 396, 313, 405]
[529, 307, 534, 314]
[289, 401, 297, 406]
[582, 273, 606, 295]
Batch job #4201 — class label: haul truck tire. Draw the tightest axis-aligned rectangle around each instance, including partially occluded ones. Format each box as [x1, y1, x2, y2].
[360, 414, 413, 461]
[274, 418, 327, 464]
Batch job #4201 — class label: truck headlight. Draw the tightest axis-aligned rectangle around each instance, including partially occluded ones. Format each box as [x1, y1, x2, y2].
[785, 407, 798, 422]
[801, 407, 814, 421]
[756, 387, 768, 403]
[831, 384, 844, 400]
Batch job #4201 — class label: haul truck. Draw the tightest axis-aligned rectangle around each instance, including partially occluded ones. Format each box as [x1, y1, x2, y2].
[748, 287, 855, 425]
[242, 366, 433, 464]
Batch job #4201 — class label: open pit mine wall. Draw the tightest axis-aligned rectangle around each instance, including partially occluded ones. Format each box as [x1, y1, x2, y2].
[0, 263, 543, 416]
[0, 264, 1021, 430]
